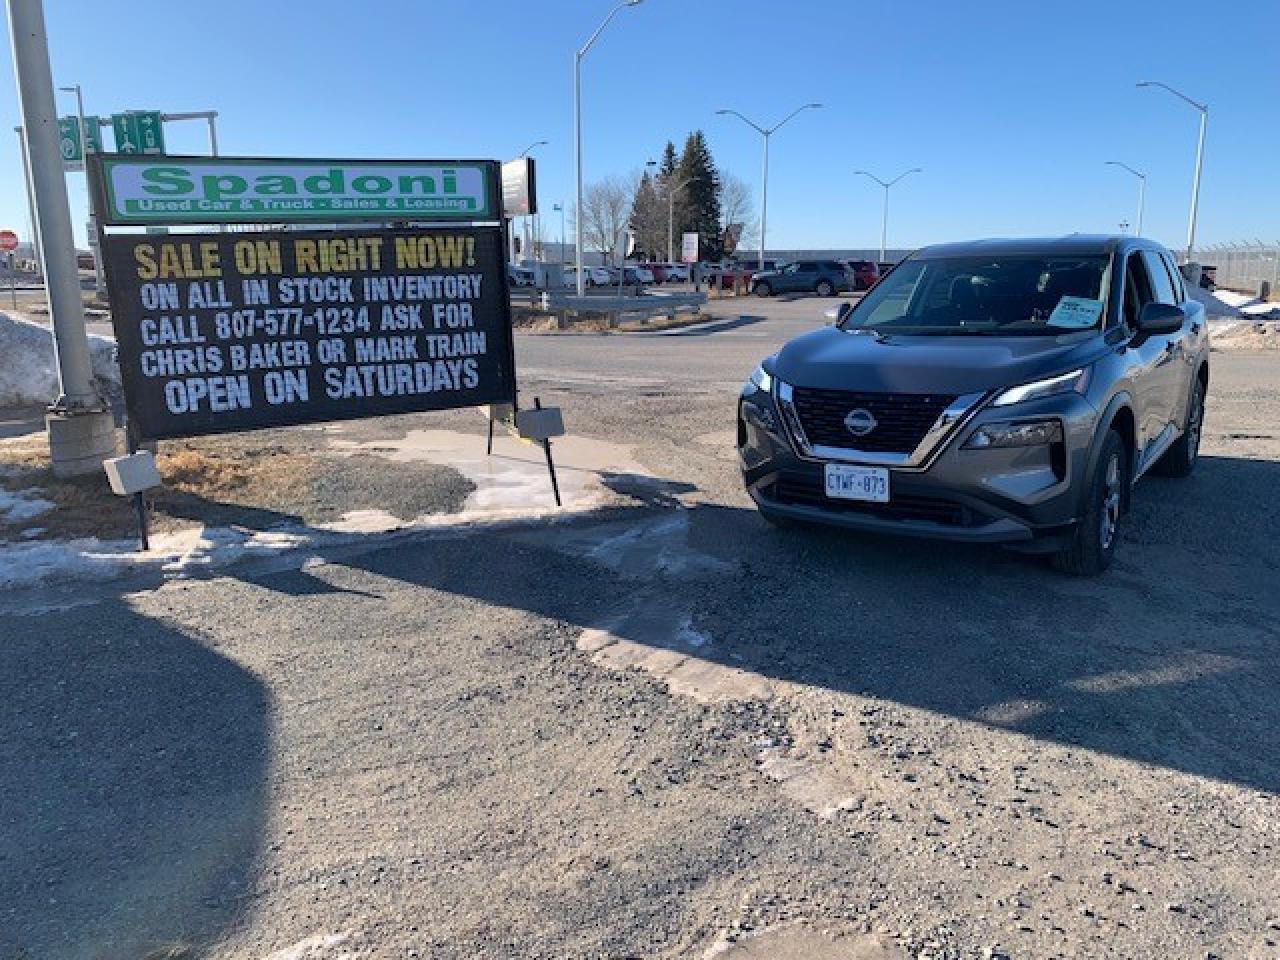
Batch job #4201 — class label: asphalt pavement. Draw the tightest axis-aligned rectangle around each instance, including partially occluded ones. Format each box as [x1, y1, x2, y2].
[3, 294, 1279, 960]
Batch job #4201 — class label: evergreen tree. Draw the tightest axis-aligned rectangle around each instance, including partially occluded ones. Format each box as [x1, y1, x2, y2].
[659, 141, 678, 180]
[628, 172, 666, 260]
[676, 131, 723, 261]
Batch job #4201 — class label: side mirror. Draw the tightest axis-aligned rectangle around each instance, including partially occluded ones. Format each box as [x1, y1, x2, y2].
[825, 302, 853, 325]
[1136, 302, 1184, 335]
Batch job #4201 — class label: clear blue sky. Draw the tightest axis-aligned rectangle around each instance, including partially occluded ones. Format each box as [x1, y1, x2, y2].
[2, 0, 1277, 253]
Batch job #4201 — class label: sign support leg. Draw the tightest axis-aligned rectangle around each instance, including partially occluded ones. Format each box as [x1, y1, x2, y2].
[486, 414, 495, 456]
[534, 396, 562, 507]
[125, 423, 150, 552]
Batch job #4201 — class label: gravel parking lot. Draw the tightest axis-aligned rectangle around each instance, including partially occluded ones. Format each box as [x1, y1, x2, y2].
[2, 296, 1278, 960]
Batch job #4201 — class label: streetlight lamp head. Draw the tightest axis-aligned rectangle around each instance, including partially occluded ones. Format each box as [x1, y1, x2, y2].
[806, 102, 823, 109]
[625, 0, 642, 6]
[715, 109, 731, 115]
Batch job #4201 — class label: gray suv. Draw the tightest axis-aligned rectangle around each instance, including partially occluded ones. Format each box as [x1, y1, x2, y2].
[738, 236, 1209, 574]
[752, 259, 854, 297]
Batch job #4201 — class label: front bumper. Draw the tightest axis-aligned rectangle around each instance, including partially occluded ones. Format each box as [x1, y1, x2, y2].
[739, 380, 1100, 546]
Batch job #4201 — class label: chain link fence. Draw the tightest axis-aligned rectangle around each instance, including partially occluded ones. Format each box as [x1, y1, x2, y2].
[1195, 243, 1280, 300]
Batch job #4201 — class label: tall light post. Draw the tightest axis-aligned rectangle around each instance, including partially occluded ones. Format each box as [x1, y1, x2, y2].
[7, 0, 114, 475]
[510, 139, 546, 264]
[647, 160, 701, 264]
[853, 167, 922, 264]
[717, 102, 821, 272]
[56, 83, 107, 297]
[574, 0, 643, 295]
[1137, 81, 1207, 262]
[1104, 161, 1146, 237]
[553, 203, 566, 269]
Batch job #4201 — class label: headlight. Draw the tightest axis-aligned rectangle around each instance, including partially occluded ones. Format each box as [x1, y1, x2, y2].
[991, 368, 1089, 407]
[748, 364, 773, 393]
[965, 419, 1064, 449]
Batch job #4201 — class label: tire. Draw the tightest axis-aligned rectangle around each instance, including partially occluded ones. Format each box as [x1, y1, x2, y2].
[815, 280, 835, 297]
[1156, 376, 1205, 478]
[753, 281, 772, 297]
[1052, 430, 1126, 576]
[759, 508, 796, 529]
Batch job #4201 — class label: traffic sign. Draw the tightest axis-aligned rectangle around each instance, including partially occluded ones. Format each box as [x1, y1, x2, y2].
[57, 115, 103, 170]
[0, 229, 19, 253]
[681, 231, 699, 263]
[111, 111, 165, 155]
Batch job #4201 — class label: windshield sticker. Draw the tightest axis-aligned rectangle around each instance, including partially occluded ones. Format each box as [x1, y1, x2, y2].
[1049, 295, 1104, 329]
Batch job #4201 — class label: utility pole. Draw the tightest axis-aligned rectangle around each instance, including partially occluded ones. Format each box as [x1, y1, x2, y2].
[7, 0, 114, 476]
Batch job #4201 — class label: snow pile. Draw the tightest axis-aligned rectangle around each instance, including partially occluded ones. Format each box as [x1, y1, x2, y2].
[1190, 286, 1280, 323]
[0, 311, 118, 408]
[0, 487, 55, 524]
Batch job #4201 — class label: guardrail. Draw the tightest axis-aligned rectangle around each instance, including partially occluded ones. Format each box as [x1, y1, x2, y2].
[511, 288, 707, 327]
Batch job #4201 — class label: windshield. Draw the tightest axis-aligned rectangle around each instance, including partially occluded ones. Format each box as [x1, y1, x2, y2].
[840, 254, 1111, 335]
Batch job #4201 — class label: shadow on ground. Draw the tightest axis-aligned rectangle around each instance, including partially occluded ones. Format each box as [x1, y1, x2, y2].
[0, 599, 271, 960]
[329, 454, 1280, 795]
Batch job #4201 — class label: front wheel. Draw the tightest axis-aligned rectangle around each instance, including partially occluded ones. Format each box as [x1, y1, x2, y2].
[1155, 376, 1205, 478]
[815, 280, 835, 297]
[1052, 430, 1126, 576]
[753, 281, 772, 297]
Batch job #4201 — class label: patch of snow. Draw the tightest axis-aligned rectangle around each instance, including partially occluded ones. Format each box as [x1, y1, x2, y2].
[261, 932, 353, 960]
[675, 613, 712, 648]
[0, 311, 118, 408]
[0, 487, 55, 523]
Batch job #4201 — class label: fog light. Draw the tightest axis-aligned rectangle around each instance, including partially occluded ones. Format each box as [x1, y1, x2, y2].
[965, 419, 1063, 449]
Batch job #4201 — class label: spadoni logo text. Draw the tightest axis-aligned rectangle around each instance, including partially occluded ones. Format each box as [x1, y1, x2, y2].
[97, 159, 496, 224]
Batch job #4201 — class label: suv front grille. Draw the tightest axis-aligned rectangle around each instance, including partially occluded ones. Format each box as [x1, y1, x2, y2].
[772, 473, 969, 526]
[790, 388, 956, 454]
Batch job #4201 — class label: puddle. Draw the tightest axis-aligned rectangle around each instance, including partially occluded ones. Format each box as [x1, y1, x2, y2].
[705, 927, 905, 959]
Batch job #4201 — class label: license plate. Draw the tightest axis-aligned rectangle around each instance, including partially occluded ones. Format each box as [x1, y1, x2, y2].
[824, 463, 890, 503]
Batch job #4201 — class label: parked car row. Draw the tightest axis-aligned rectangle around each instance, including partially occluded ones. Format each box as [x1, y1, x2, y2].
[564, 262, 692, 288]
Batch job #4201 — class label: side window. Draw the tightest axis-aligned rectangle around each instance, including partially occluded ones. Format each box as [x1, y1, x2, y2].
[1142, 250, 1177, 305]
[1160, 251, 1186, 303]
[1122, 252, 1154, 330]
[797, 262, 817, 273]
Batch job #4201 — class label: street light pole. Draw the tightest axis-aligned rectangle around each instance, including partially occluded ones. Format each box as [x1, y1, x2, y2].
[1104, 161, 1146, 237]
[512, 139, 547, 264]
[7, 0, 114, 475]
[574, 0, 643, 296]
[57, 83, 107, 298]
[1137, 81, 1207, 262]
[717, 103, 822, 272]
[853, 168, 922, 264]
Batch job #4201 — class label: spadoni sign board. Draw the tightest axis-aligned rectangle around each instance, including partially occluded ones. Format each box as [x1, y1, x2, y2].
[91, 155, 500, 226]
[101, 226, 516, 440]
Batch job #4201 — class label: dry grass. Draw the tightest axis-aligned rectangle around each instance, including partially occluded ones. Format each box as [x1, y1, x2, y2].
[0, 429, 319, 541]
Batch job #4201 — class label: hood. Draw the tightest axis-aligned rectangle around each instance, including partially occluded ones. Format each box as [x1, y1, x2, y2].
[771, 325, 1110, 395]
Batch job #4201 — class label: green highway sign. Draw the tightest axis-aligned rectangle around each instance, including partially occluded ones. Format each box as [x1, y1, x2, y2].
[111, 111, 165, 155]
[57, 115, 104, 169]
[91, 155, 502, 226]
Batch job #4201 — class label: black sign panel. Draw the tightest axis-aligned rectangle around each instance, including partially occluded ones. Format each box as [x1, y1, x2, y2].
[102, 226, 516, 440]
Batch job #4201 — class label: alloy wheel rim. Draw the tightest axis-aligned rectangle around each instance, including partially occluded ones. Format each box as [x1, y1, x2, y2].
[1099, 453, 1122, 551]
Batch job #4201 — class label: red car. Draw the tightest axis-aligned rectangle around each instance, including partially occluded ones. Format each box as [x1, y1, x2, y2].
[844, 259, 880, 290]
[645, 263, 669, 283]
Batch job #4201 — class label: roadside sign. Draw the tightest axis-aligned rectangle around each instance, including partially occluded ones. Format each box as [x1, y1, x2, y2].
[58, 115, 104, 170]
[101, 225, 516, 440]
[111, 111, 164, 155]
[681, 232, 699, 263]
[501, 157, 537, 217]
[91, 155, 502, 226]
[0, 229, 18, 253]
